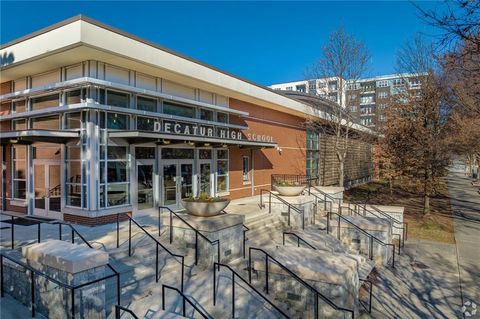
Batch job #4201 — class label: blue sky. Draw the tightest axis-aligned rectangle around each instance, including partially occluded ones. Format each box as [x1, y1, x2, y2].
[1, 1, 441, 86]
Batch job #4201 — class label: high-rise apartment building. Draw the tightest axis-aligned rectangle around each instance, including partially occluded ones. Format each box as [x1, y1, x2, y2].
[270, 73, 423, 129]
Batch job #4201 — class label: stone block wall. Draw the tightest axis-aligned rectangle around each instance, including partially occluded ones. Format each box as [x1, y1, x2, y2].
[2, 257, 108, 319]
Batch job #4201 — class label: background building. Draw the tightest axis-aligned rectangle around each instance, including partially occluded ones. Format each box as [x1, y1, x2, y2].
[270, 73, 424, 130]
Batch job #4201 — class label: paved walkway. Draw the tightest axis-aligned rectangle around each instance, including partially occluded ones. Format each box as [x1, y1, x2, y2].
[448, 164, 480, 313]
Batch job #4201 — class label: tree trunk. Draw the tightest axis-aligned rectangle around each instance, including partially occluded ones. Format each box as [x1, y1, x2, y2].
[339, 160, 345, 187]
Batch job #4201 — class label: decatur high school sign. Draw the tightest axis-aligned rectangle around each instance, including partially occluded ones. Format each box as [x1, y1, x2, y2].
[151, 120, 274, 143]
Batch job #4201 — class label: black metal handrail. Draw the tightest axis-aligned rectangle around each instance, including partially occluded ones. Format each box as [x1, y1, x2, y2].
[305, 190, 333, 218]
[259, 189, 305, 229]
[214, 262, 290, 318]
[158, 206, 220, 267]
[309, 188, 342, 212]
[248, 247, 355, 319]
[0, 212, 121, 305]
[326, 211, 396, 268]
[1, 253, 119, 319]
[115, 213, 185, 292]
[243, 224, 250, 259]
[162, 284, 210, 319]
[359, 278, 373, 314]
[368, 204, 408, 242]
[115, 305, 139, 319]
[341, 204, 403, 252]
[282, 232, 317, 250]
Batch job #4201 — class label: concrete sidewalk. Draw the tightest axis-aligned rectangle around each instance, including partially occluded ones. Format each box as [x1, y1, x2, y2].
[447, 165, 480, 312]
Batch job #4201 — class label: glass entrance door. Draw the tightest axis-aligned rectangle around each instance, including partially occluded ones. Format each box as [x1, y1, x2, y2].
[34, 162, 62, 218]
[137, 163, 154, 211]
[198, 162, 212, 196]
[162, 161, 194, 209]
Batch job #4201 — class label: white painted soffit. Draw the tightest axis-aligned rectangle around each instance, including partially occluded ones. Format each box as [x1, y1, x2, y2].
[0, 17, 314, 120]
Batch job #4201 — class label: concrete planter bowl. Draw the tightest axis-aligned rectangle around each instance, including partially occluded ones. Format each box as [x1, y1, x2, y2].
[181, 199, 230, 217]
[274, 185, 306, 196]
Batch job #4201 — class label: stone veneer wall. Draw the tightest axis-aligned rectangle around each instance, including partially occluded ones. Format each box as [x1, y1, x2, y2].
[318, 134, 374, 188]
[2, 257, 108, 319]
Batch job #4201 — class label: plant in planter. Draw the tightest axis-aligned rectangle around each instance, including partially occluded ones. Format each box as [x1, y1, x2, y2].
[181, 192, 230, 217]
[273, 181, 306, 196]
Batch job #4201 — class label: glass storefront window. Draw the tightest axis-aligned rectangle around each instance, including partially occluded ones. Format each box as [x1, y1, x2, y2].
[107, 90, 129, 108]
[31, 115, 60, 130]
[65, 142, 86, 208]
[163, 102, 196, 118]
[135, 147, 155, 159]
[31, 94, 59, 110]
[12, 145, 27, 199]
[137, 117, 155, 131]
[200, 109, 213, 121]
[216, 149, 228, 193]
[162, 148, 194, 159]
[217, 112, 228, 123]
[100, 145, 130, 208]
[107, 184, 129, 206]
[108, 146, 128, 160]
[65, 112, 82, 129]
[199, 149, 212, 159]
[107, 113, 129, 130]
[65, 89, 85, 105]
[107, 162, 128, 183]
[13, 100, 26, 113]
[137, 96, 157, 112]
[12, 119, 26, 130]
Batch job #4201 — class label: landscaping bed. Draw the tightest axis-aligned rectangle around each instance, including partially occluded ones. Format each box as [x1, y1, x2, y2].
[344, 179, 455, 244]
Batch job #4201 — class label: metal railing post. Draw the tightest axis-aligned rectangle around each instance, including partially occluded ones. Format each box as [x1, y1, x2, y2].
[324, 194, 327, 211]
[156, 245, 159, 282]
[217, 242, 220, 268]
[71, 228, 74, 244]
[128, 218, 132, 257]
[337, 216, 341, 240]
[326, 211, 330, 234]
[248, 248, 252, 283]
[181, 257, 185, 292]
[169, 212, 173, 244]
[268, 193, 271, 214]
[287, 206, 291, 226]
[37, 223, 41, 243]
[265, 255, 269, 294]
[116, 273, 120, 305]
[115, 305, 120, 319]
[314, 292, 319, 319]
[195, 231, 198, 265]
[243, 230, 246, 259]
[162, 285, 166, 310]
[116, 214, 119, 248]
[59, 223, 62, 240]
[182, 294, 186, 317]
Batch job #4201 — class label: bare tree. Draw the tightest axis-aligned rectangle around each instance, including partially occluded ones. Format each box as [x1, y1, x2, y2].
[415, 0, 480, 54]
[306, 26, 370, 187]
[381, 35, 450, 215]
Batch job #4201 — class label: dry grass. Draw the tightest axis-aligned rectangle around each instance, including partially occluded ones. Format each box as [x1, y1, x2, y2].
[344, 179, 455, 244]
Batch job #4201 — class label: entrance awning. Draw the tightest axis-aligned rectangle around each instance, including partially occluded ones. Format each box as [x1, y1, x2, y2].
[0, 130, 80, 144]
[108, 131, 277, 149]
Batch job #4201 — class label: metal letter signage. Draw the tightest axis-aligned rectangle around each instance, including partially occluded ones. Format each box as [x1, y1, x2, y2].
[150, 120, 273, 143]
